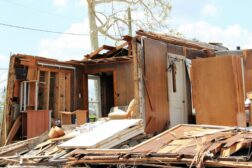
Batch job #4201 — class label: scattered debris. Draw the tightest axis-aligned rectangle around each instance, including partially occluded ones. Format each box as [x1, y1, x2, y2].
[66, 124, 252, 168]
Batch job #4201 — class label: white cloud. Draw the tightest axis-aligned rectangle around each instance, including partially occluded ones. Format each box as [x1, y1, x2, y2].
[177, 21, 252, 50]
[38, 20, 91, 61]
[53, 0, 69, 8]
[76, 0, 87, 7]
[53, 0, 87, 8]
[201, 3, 218, 17]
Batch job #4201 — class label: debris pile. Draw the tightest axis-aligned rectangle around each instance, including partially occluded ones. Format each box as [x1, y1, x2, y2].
[0, 119, 145, 167]
[66, 124, 252, 168]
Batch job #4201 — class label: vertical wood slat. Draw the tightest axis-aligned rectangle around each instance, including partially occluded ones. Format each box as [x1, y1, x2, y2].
[43, 72, 51, 110]
[59, 72, 66, 111]
[65, 73, 71, 111]
[243, 50, 252, 125]
[54, 73, 59, 119]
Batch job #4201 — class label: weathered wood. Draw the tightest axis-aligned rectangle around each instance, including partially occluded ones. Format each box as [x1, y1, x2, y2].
[143, 38, 169, 134]
[5, 115, 22, 145]
[58, 72, 66, 112]
[27, 110, 50, 139]
[192, 56, 246, 126]
[132, 37, 140, 118]
[75, 110, 87, 126]
[60, 111, 72, 125]
[54, 73, 59, 119]
[136, 30, 228, 51]
[1, 56, 16, 145]
[65, 73, 71, 112]
[43, 72, 50, 110]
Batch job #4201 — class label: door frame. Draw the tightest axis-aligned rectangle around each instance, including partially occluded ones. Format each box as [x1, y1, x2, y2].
[167, 53, 188, 126]
[85, 68, 117, 114]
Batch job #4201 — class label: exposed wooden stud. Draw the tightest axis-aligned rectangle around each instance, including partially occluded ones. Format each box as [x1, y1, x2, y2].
[59, 72, 66, 112]
[5, 115, 22, 145]
[132, 37, 140, 118]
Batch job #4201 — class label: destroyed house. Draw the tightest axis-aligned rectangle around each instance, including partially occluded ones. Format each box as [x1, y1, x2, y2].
[2, 30, 252, 146]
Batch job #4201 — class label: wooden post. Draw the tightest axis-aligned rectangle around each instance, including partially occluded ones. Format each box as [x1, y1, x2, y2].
[43, 72, 50, 110]
[54, 73, 59, 119]
[1, 56, 16, 145]
[132, 37, 140, 118]
[65, 73, 71, 112]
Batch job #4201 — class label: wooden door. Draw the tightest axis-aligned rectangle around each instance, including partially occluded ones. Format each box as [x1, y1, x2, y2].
[191, 56, 245, 127]
[143, 38, 169, 133]
[167, 54, 188, 127]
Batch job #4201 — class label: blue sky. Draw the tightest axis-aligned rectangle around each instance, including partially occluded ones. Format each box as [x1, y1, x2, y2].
[1, 0, 252, 92]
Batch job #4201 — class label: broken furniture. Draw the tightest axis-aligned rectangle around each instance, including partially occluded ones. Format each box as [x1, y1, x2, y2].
[23, 110, 51, 139]
[108, 99, 137, 119]
[60, 110, 88, 126]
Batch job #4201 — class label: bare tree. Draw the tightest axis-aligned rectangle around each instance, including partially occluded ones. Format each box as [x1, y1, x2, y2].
[87, 0, 172, 50]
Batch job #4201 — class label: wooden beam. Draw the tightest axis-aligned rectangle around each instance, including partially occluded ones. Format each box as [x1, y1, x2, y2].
[65, 73, 71, 111]
[58, 72, 66, 112]
[54, 73, 59, 119]
[43, 72, 50, 110]
[132, 38, 140, 118]
[5, 115, 22, 145]
[136, 30, 228, 51]
[1, 56, 16, 145]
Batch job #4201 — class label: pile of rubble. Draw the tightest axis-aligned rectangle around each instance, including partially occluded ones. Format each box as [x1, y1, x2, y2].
[1, 121, 252, 167]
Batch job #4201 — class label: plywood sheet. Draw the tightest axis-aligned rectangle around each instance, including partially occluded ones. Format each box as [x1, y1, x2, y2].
[58, 119, 141, 149]
[143, 38, 169, 133]
[76, 110, 87, 126]
[191, 56, 245, 126]
[243, 50, 252, 93]
[27, 110, 50, 139]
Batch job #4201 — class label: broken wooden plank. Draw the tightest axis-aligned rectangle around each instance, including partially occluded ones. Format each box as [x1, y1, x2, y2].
[5, 115, 22, 145]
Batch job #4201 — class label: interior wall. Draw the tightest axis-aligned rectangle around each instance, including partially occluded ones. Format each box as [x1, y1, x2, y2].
[244, 50, 252, 94]
[84, 62, 134, 109]
[141, 38, 208, 134]
[100, 74, 114, 116]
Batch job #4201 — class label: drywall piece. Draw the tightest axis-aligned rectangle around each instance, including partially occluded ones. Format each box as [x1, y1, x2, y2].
[191, 56, 245, 127]
[58, 119, 141, 149]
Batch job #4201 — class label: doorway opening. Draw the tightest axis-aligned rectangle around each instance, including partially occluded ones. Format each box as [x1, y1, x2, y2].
[88, 71, 114, 119]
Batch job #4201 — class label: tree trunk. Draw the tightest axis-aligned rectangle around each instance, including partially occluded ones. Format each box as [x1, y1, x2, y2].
[127, 7, 132, 36]
[87, 0, 99, 50]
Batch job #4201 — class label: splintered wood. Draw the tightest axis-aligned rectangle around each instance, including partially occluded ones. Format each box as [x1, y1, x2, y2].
[66, 124, 252, 168]
[0, 119, 144, 167]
